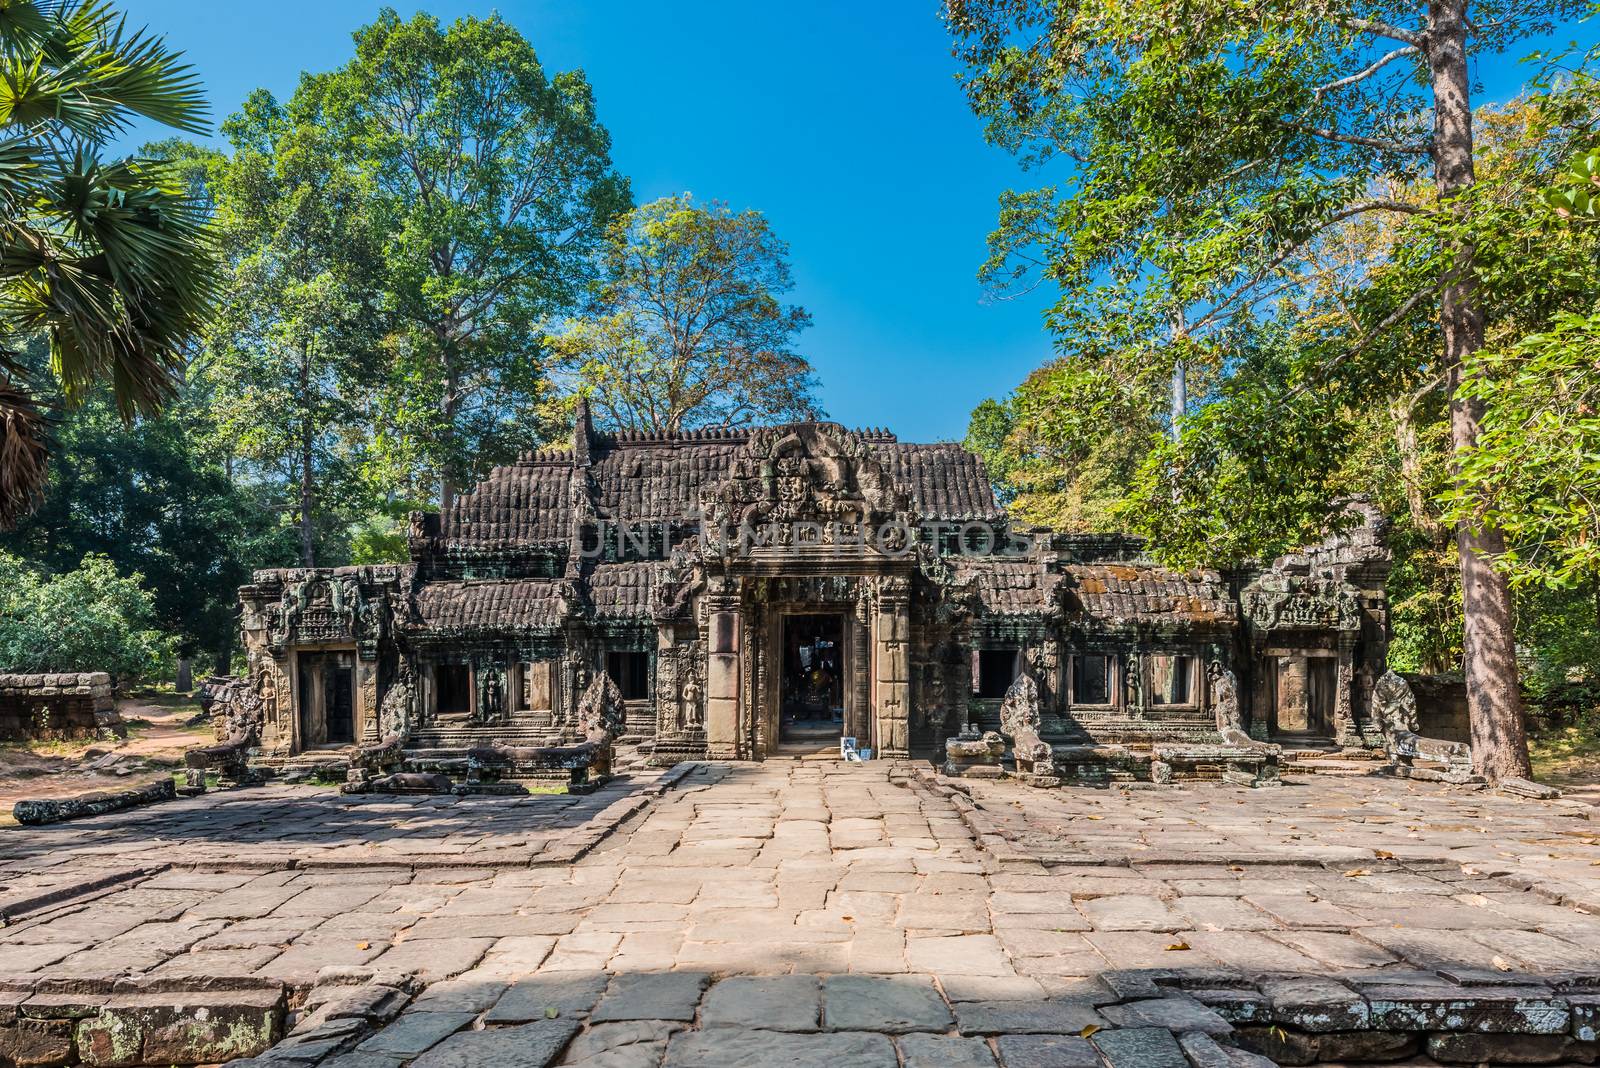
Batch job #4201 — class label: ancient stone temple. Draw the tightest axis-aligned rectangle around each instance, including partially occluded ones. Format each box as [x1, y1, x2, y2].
[235, 403, 1392, 767]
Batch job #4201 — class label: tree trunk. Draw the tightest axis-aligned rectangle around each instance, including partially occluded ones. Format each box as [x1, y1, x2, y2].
[438, 344, 460, 517]
[298, 344, 317, 568]
[1427, 0, 1531, 782]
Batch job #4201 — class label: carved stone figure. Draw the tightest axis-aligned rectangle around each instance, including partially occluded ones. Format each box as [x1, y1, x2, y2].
[1372, 669, 1419, 739]
[378, 665, 416, 739]
[680, 671, 703, 730]
[481, 669, 503, 721]
[998, 673, 1054, 778]
[1209, 661, 1244, 736]
[575, 673, 626, 741]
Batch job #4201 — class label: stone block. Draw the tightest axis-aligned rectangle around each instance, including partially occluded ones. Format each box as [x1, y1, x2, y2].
[1261, 976, 1369, 1032]
[0, 1017, 74, 1067]
[1427, 1032, 1600, 1065]
[1101, 993, 1232, 1035]
[1361, 983, 1569, 1034]
[483, 972, 609, 1024]
[354, 1011, 476, 1056]
[994, 1033, 1101, 1068]
[897, 1033, 996, 1067]
[590, 972, 709, 1023]
[74, 989, 283, 1066]
[1089, 1026, 1188, 1067]
[952, 998, 1105, 1035]
[664, 1028, 896, 1067]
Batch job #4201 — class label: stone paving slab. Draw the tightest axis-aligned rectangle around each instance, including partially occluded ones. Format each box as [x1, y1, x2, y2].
[8, 760, 1600, 1066]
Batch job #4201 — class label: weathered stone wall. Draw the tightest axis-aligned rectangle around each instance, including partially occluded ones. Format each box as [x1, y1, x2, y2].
[1404, 672, 1470, 742]
[0, 672, 122, 741]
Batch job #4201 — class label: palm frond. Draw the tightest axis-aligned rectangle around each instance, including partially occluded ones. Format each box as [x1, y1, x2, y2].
[0, 354, 49, 528]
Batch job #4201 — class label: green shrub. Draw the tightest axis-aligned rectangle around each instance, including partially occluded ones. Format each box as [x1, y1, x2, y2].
[0, 554, 173, 683]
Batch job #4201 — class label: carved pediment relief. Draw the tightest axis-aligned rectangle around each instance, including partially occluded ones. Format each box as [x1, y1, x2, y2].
[1242, 573, 1361, 632]
[698, 423, 909, 533]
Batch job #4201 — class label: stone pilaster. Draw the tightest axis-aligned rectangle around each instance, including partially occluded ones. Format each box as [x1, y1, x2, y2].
[705, 579, 742, 760]
[873, 575, 912, 758]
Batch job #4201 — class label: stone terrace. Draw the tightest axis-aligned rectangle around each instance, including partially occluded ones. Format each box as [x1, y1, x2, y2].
[5, 764, 1600, 1065]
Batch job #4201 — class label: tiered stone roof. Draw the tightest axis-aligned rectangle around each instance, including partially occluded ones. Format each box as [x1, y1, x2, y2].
[1064, 563, 1234, 626]
[413, 578, 568, 636]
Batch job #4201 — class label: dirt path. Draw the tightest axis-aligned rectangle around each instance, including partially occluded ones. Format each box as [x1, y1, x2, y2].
[0, 693, 211, 811]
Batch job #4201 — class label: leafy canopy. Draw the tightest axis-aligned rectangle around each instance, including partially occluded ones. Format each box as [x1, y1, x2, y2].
[557, 195, 821, 434]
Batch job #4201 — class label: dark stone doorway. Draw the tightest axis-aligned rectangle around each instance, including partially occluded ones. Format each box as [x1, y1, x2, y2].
[298, 653, 356, 747]
[781, 614, 845, 743]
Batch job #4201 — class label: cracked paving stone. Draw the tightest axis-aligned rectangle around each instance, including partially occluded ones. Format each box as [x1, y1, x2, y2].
[1101, 994, 1233, 1036]
[410, 1019, 581, 1068]
[701, 975, 820, 1032]
[590, 971, 711, 1023]
[897, 1033, 997, 1067]
[822, 975, 953, 1034]
[663, 1028, 897, 1068]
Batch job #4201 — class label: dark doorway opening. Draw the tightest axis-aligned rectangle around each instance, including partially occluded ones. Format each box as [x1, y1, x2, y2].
[607, 651, 651, 701]
[435, 663, 471, 719]
[326, 667, 354, 743]
[782, 614, 845, 743]
[298, 653, 357, 746]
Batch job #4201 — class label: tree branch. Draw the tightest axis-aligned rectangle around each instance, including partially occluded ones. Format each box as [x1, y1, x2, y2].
[1275, 119, 1430, 154]
[1314, 46, 1419, 99]
[1335, 16, 1426, 47]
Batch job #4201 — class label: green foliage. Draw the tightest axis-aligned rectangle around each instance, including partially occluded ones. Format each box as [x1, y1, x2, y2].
[965, 359, 1162, 530]
[963, 398, 1018, 505]
[0, 382, 295, 665]
[303, 7, 631, 500]
[202, 88, 386, 565]
[1545, 145, 1600, 218]
[0, 0, 217, 527]
[1447, 311, 1600, 587]
[0, 553, 173, 681]
[558, 195, 820, 434]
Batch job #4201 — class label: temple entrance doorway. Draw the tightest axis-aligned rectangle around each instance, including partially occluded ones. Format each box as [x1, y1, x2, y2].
[1273, 654, 1335, 738]
[781, 614, 846, 744]
[297, 651, 356, 747]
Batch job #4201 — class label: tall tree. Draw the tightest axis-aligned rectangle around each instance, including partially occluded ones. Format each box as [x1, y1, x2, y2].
[947, 0, 1592, 781]
[203, 90, 384, 566]
[0, 0, 216, 527]
[304, 8, 631, 510]
[557, 195, 822, 434]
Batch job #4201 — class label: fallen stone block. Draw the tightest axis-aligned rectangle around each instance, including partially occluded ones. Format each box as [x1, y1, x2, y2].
[1499, 777, 1563, 800]
[12, 778, 175, 826]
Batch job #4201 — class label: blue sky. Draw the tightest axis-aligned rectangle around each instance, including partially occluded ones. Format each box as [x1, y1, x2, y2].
[120, 1, 1597, 444]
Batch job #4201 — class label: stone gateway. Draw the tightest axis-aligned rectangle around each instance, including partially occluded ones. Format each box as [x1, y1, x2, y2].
[235, 403, 1392, 767]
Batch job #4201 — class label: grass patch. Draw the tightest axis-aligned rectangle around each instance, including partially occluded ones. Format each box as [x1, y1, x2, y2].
[1530, 724, 1600, 783]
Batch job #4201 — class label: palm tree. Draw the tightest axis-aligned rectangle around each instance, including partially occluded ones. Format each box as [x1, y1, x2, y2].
[0, 0, 216, 527]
